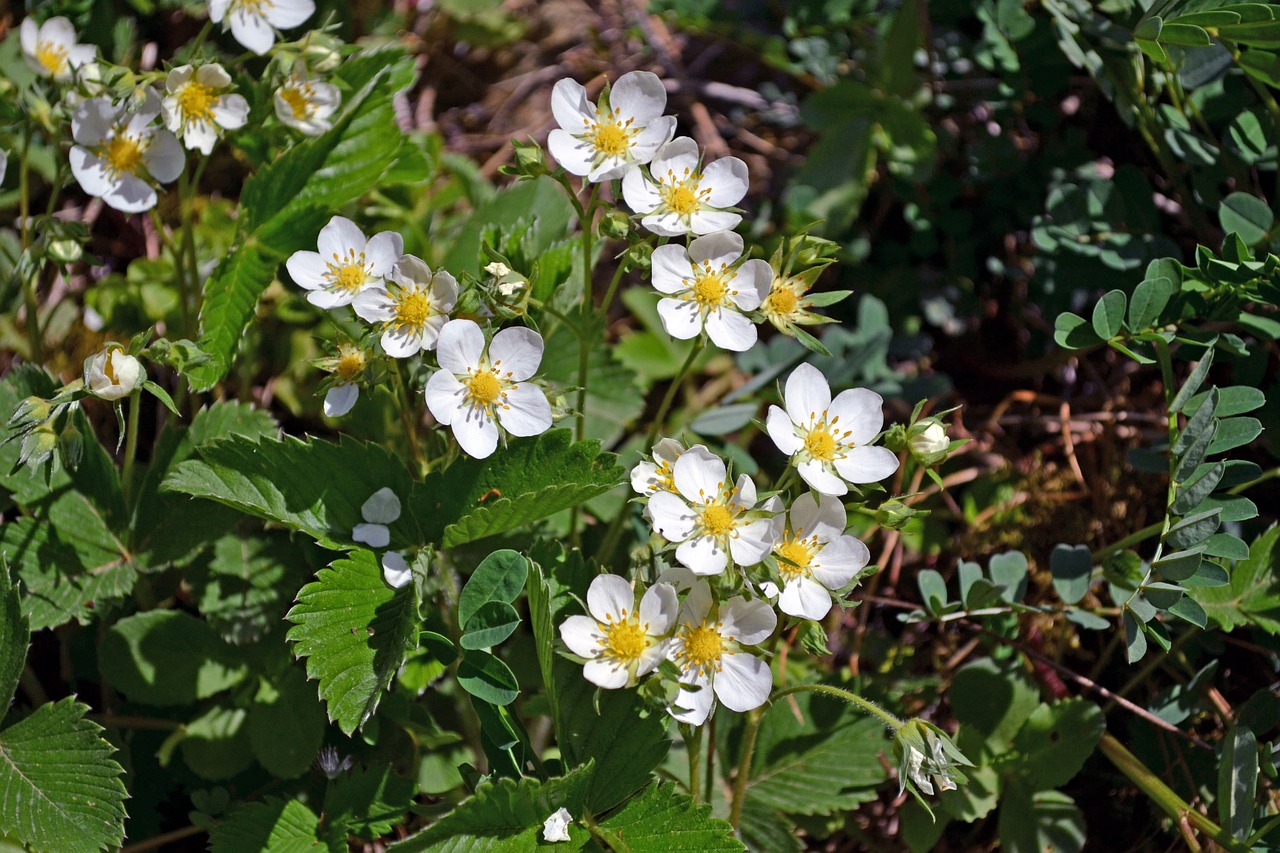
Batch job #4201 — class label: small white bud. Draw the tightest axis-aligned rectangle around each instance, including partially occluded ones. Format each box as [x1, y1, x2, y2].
[908, 421, 949, 466]
[83, 348, 145, 400]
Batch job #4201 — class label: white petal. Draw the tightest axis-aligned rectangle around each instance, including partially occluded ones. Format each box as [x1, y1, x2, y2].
[628, 116, 677, 164]
[688, 210, 742, 235]
[647, 491, 696, 543]
[676, 534, 729, 576]
[621, 167, 662, 215]
[209, 0, 230, 22]
[381, 327, 424, 359]
[548, 129, 594, 177]
[784, 363, 831, 429]
[651, 137, 700, 177]
[766, 406, 803, 456]
[285, 250, 327, 289]
[496, 383, 552, 437]
[550, 77, 593, 131]
[587, 574, 636, 622]
[184, 121, 219, 156]
[351, 286, 393, 323]
[559, 614, 603, 658]
[651, 245, 694, 295]
[145, 130, 186, 183]
[323, 384, 358, 417]
[489, 326, 544, 381]
[797, 459, 848, 496]
[318, 216, 365, 258]
[264, 0, 315, 28]
[654, 438, 685, 466]
[810, 536, 867, 589]
[583, 658, 630, 689]
[731, 260, 772, 311]
[104, 173, 158, 213]
[307, 288, 349, 310]
[720, 596, 776, 645]
[610, 71, 668, 122]
[391, 254, 432, 286]
[69, 147, 114, 198]
[72, 98, 114, 146]
[778, 578, 832, 620]
[703, 157, 749, 207]
[212, 95, 249, 130]
[729, 519, 774, 567]
[670, 677, 714, 726]
[425, 370, 467, 425]
[195, 63, 230, 87]
[656, 298, 703, 341]
[687, 231, 743, 268]
[833, 445, 900, 484]
[365, 231, 404, 277]
[828, 387, 886, 445]
[672, 446, 726, 504]
[809, 494, 849, 540]
[20, 19, 38, 59]
[641, 211, 692, 237]
[229, 7, 276, 54]
[715, 653, 772, 712]
[361, 487, 401, 524]
[451, 404, 500, 458]
[704, 308, 756, 352]
[787, 492, 821, 535]
[352, 523, 390, 548]
[435, 319, 484, 374]
[639, 583, 678, 634]
[382, 553, 411, 588]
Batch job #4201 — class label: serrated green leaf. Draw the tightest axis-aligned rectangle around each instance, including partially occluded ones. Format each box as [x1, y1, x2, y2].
[323, 763, 416, 840]
[191, 54, 415, 390]
[98, 610, 247, 706]
[285, 550, 421, 734]
[1091, 290, 1127, 339]
[209, 796, 341, 853]
[0, 698, 127, 853]
[457, 649, 519, 706]
[1199, 526, 1280, 632]
[1220, 192, 1274, 246]
[1050, 544, 1092, 605]
[165, 433, 422, 550]
[0, 570, 27, 712]
[1219, 724, 1258, 840]
[738, 797, 802, 853]
[425, 430, 626, 548]
[734, 689, 888, 816]
[187, 530, 312, 645]
[248, 666, 327, 780]
[458, 550, 528, 629]
[387, 763, 595, 852]
[593, 782, 745, 852]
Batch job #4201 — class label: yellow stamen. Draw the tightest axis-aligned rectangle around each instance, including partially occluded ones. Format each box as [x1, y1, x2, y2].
[701, 503, 735, 537]
[177, 80, 218, 121]
[683, 623, 724, 671]
[37, 42, 69, 76]
[394, 290, 431, 329]
[663, 184, 701, 216]
[104, 135, 144, 176]
[692, 273, 728, 308]
[591, 122, 628, 156]
[804, 428, 837, 461]
[764, 282, 800, 318]
[601, 618, 647, 662]
[336, 348, 366, 381]
[467, 371, 502, 405]
[777, 539, 813, 580]
[280, 85, 311, 120]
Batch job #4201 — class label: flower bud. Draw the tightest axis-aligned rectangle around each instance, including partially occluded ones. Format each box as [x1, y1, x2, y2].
[513, 140, 547, 177]
[908, 420, 949, 467]
[9, 396, 52, 430]
[20, 423, 58, 467]
[599, 210, 631, 240]
[875, 499, 927, 531]
[300, 35, 343, 72]
[893, 719, 970, 798]
[49, 238, 83, 264]
[621, 242, 652, 273]
[84, 347, 145, 401]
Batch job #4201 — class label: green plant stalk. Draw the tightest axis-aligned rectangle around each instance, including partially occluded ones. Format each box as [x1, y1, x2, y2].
[391, 361, 426, 476]
[686, 723, 703, 803]
[179, 155, 211, 337]
[121, 391, 142, 506]
[18, 123, 43, 361]
[771, 683, 904, 731]
[1098, 733, 1249, 853]
[574, 187, 599, 444]
[643, 341, 703, 450]
[727, 706, 762, 830]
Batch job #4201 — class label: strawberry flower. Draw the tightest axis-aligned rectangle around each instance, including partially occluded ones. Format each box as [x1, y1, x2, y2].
[651, 230, 770, 352]
[548, 71, 676, 182]
[622, 137, 748, 236]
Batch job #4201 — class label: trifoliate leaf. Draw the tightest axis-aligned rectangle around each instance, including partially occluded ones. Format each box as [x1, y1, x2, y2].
[247, 666, 327, 780]
[98, 610, 247, 706]
[187, 530, 313, 645]
[208, 796, 343, 853]
[0, 698, 127, 853]
[286, 550, 421, 734]
[1009, 699, 1104, 789]
[592, 782, 745, 852]
[180, 704, 253, 781]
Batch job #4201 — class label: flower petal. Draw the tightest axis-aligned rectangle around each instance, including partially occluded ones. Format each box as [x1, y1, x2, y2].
[672, 446, 726, 504]
[833, 445, 900, 484]
[365, 231, 404, 278]
[656, 298, 703, 340]
[828, 387, 885, 445]
[783, 363, 831, 429]
[688, 210, 742, 236]
[323, 384, 358, 417]
[352, 522, 390, 548]
[587, 574, 636, 622]
[670, 676, 714, 725]
[651, 244, 694, 294]
[729, 519, 774, 567]
[731, 260, 772, 311]
[797, 459, 848, 496]
[610, 71, 668, 122]
[676, 534, 729, 576]
[285, 251, 327, 290]
[228, 7, 276, 54]
[489, 326, 544, 381]
[651, 137, 700, 177]
[647, 491, 696, 543]
[318, 216, 364, 258]
[639, 583, 678, 634]
[622, 167, 662, 215]
[451, 403, 500, 458]
[766, 406, 803, 456]
[687, 231, 743, 268]
[425, 370, 467, 425]
[265, 0, 315, 28]
[583, 658, 630, 689]
[778, 577, 832, 620]
[551, 77, 593, 131]
[548, 129, 594, 177]
[703, 157, 749, 207]
[143, 130, 185, 183]
[720, 596, 776, 645]
[559, 614, 603, 659]
[496, 383, 552, 437]
[382, 552, 411, 589]
[435, 318, 485, 374]
[361, 487, 401, 524]
[704, 307, 757, 352]
[715, 653, 772, 712]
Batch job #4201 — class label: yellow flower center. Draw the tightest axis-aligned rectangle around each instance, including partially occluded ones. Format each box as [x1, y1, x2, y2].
[804, 427, 837, 461]
[104, 135, 144, 176]
[394, 290, 432, 329]
[231, 0, 271, 12]
[591, 121, 629, 156]
[663, 184, 701, 216]
[326, 250, 369, 294]
[700, 503, 735, 537]
[336, 348, 366, 381]
[467, 370, 502, 405]
[777, 539, 813, 580]
[764, 282, 800, 318]
[103, 355, 121, 384]
[601, 617, 648, 662]
[37, 42, 69, 76]
[654, 461, 675, 492]
[692, 272, 729, 308]
[682, 624, 724, 669]
[280, 85, 311, 119]
[177, 81, 218, 121]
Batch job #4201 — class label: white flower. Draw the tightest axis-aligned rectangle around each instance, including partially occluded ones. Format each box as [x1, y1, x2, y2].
[161, 64, 249, 155]
[424, 319, 553, 459]
[548, 71, 677, 183]
[558, 576, 678, 689]
[896, 722, 966, 796]
[69, 94, 184, 213]
[651, 230, 770, 352]
[630, 437, 686, 496]
[20, 17, 95, 82]
[83, 347, 145, 400]
[909, 421, 949, 466]
[381, 553, 411, 589]
[319, 341, 369, 418]
[285, 216, 404, 310]
[646, 445, 776, 576]
[274, 71, 341, 135]
[668, 584, 776, 725]
[352, 255, 457, 358]
[542, 807, 572, 843]
[766, 363, 899, 496]
[353, 487, 400, 548]
[622, 137, 748, 236]
[764, 492, 869, 620]
[208, 0, 315, 56]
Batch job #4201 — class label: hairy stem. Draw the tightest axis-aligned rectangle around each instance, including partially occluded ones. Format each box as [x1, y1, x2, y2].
[728, 707, 762, 830]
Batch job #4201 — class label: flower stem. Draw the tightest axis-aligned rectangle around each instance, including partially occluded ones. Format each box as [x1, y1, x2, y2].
[391, 361, 426, 476]
[770, 683, 904, 731]
[18, 123, 42, 361]
[644, 341, 703, 449]
[122, 391, 142, 505]
[728, 707, 763, 830]
[686, 723, 703, 803]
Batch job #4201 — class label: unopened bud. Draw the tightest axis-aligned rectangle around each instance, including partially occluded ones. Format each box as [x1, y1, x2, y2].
[20, 423, 58, 467]
[599, 211, 631, 240]
[513, 141, 547, 177]
[621, 242, 652, 273]
[875, 499, 926, 531]
[908, 421, 949, 467]
[84, 347, 145, 401]
[49, 239, 83, 264]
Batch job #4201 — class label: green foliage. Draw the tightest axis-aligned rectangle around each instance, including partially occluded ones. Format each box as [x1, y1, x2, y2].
[324, 764, 416, 840]
[285, 550, 424, 734]
[98, 610, 247, 706]
[1199, 526, 1280, 632]
[208, 797, 342, 853]
[0, 698, 128, 853]
[0, 571, 25, 713]
[247, 666, 327, 779]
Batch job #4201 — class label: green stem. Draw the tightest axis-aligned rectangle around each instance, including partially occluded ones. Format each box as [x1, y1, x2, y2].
[727, 707, 762, 830]
[391, 362, 425, 476]
[19, 123, 42, 361]
[644, 342, 703, 449]
[122, 391, 142, 505]
[179, 156, 210, 337]
[574, 188, 599, 444]
[1092, 522, 1163, 562]
[1098, 734, 1250, 853]
[686, 724, 703, 803]
[770, 683, 904, 731]
[599, 257, 628, 318]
